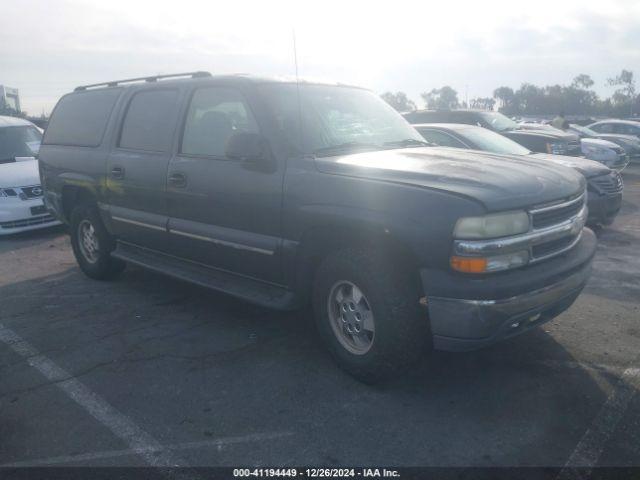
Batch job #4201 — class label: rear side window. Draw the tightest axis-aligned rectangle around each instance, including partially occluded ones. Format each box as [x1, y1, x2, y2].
[43, 89, 122, 147]
[119, 89, 180, 152]
[181, 87, 259, 158]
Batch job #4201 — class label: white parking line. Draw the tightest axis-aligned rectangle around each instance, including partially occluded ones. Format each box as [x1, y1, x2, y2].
[556, 364, 640, 480]
[0, 324, 181, 468]
[1, 432, 293, 467]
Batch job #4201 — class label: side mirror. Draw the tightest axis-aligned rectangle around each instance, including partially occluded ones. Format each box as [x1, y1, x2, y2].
[225, 132, 269, 164]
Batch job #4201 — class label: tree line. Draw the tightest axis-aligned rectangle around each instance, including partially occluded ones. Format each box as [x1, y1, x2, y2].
[381, 69, 638, 117]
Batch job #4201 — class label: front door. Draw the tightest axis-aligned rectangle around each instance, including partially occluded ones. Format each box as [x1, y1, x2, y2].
[166, 85, 284, 283]
[106, 88, 182, 251]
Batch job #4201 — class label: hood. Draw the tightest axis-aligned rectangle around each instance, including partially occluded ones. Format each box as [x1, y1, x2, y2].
[529, 153, 610, 178]
[581, 138, 620, 149]
[0, 159, 41, 188]
[314, 147, 584, 212]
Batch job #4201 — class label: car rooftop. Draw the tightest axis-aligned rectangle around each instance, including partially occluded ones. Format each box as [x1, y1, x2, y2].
[593, 119, 640, 125]
[72, 71, 366, 93]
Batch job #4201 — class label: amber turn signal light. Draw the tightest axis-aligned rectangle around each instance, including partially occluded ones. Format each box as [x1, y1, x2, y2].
[450, 256, 487, 273]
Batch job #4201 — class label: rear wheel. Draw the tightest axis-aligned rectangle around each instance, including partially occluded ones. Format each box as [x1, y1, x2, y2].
[70, 203, 125, 280]
[313, 248, 429, 383]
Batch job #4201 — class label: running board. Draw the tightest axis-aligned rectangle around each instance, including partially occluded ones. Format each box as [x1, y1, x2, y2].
[112, 241, 297, 310]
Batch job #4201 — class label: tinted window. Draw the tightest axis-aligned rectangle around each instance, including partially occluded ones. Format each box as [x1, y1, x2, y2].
[593, 123, 614, 133]
[457, 127, 531, 155]
[0, 126, 43, 163]
[618, 124, 640, 136]
[417, 129, 466, 148]
[119, 89, 179, 152]
[44, 89, 121, 147]
[181, 87, 259, 158]
[404, 111, 446, 124]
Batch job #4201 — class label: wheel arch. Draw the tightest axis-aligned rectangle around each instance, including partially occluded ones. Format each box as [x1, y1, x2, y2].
[291, 220, 421, 305]
[61, 184, 98, 223]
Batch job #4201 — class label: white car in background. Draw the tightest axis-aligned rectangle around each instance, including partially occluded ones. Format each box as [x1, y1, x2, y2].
[1, 116, 61, 235]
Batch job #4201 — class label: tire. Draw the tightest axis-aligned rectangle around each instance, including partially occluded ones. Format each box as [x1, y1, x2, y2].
[69, 203, 125, 280]
[312, 248, 429, 384]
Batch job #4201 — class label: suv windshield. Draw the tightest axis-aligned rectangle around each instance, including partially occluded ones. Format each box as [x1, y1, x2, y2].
[0, 125, 42, 163]
[460, 127, 531, 155]
[478, 112, 519, 132]
[259, 83, 425, 156]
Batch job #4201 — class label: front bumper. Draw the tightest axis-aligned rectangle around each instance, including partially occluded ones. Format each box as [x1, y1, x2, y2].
[587, 191, 622, 226]
[0, 196, 61, 235]
[422, 228, 596, 352]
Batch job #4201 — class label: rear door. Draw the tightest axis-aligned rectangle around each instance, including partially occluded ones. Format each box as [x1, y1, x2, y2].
[165, 84, 284, 283]
[106, 88, 182, 251]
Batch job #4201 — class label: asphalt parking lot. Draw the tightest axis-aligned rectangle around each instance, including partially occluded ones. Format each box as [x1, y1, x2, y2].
[1, 166, 639, 470]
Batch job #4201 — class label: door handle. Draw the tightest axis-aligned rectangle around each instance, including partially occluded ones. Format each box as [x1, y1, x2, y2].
[110, 166, 125, 179]
[168, 172, 187, 188]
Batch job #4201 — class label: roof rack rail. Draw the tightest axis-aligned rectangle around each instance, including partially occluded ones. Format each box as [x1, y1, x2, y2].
[74, 71, 212, 91]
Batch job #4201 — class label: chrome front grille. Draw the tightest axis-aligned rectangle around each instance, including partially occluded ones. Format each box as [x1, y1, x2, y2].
[454, 191, 588, 268]
[20, 185, 44, 199]
[530, 194, 585, 228]
[528, 193, 586, 261]
[589, 172, 623, 195]
[0, 184, 43, 200]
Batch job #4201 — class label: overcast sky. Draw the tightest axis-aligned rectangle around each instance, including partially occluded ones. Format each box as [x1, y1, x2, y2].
[2, 0, 639, 114]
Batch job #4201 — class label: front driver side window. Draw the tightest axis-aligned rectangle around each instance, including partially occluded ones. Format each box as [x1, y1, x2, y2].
[417, 129, 465, 148]
[181, 87, 259, 158]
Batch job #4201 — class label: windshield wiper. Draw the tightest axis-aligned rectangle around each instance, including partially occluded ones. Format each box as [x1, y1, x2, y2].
[383, 138, 432, 148]
[312, 141, 382, 157]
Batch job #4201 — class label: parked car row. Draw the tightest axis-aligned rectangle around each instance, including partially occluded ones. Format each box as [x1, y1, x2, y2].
[411, 123, 623, 226]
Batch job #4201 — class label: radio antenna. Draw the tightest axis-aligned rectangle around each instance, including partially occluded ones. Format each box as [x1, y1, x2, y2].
[293, 28, 305, 154]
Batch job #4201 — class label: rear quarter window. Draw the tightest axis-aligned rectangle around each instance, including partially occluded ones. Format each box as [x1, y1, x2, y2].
[43, 89, 122, 147]
[118, 89, 180, 152]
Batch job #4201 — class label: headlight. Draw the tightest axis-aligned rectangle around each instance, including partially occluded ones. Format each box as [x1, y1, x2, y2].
[453, 210, 530, 239]
[547, 142, 567, 154]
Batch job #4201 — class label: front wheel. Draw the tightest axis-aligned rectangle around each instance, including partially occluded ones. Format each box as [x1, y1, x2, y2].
[69, 204, 125, 280]
[313, 248, 429, 383]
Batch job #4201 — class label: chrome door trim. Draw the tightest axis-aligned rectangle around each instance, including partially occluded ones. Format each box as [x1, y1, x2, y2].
[111, 216, 167, 232]
[168, 228, 274, 255]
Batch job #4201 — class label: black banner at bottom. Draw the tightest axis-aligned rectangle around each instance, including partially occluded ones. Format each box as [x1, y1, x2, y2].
[1, 467, 640, 480]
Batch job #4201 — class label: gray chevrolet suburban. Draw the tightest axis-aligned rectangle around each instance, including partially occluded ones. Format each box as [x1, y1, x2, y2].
[39, 72, 597, 383]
